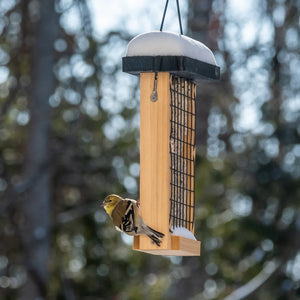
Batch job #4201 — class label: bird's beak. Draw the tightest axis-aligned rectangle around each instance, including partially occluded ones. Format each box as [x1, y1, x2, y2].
[100, 202, 106, 207]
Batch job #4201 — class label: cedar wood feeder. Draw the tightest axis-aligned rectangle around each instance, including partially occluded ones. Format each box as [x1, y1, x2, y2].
[122, 1, 220, 256]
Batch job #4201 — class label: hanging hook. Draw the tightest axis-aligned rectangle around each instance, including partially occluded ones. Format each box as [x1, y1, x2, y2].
[160, 0, 183, 35]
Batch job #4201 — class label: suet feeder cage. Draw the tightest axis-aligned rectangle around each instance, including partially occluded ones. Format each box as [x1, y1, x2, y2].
[122, 3, 220, 256]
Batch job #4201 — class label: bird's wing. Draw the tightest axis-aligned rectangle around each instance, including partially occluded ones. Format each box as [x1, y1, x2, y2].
[112, 200, 138, 234]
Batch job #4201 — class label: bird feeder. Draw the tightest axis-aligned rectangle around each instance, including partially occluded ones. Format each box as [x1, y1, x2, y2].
[121, 1, 219, 257]
[122, 30, 220, 256]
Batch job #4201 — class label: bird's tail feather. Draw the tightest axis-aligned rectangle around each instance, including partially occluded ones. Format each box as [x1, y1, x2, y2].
[144, 225, 165, 246]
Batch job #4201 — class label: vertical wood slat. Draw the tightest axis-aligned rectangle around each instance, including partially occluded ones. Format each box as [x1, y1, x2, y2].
[134, 72, 171, 251]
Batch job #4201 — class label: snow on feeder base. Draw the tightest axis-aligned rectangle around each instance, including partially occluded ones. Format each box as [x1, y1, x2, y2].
[123, 32, 220, 256]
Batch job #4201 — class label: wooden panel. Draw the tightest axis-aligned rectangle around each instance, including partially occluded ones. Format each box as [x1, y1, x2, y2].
[134, 235, 201, 256]
[138, 72, 171, 250]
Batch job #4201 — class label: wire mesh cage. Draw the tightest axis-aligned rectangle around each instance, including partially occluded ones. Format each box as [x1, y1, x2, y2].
[169, 75, 196, 232]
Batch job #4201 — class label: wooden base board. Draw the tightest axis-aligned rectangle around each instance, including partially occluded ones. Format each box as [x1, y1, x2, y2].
[133, 235, 201, 256]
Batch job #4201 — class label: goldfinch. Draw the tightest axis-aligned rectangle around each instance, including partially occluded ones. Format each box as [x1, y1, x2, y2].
[101, 194, 164, 246]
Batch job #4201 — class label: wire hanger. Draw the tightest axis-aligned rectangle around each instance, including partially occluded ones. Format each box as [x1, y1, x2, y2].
[160, 0, 183, 35]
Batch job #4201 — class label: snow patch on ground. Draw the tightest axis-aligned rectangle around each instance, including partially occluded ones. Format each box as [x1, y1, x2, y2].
[171, 226, 197, 240]
[126, 31, 217, 66]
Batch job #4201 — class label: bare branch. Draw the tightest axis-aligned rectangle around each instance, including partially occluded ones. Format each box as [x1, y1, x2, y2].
[224, 259, 281, 300]
[0, 159, 50, 216]
[56, 202, 99, 224]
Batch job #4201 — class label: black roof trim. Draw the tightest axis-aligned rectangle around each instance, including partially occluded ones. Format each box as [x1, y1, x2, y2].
[122, 56, 220, 81]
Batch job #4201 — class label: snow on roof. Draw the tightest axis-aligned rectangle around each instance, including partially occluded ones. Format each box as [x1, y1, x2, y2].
[171, 226, 197, 240]
[126, 31, 218, 66]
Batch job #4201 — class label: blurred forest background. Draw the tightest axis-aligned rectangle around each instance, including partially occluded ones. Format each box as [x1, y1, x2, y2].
[0, 0, 299, 299]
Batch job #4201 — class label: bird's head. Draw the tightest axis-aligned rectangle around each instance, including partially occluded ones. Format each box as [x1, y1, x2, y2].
[101, 194, 122, 215]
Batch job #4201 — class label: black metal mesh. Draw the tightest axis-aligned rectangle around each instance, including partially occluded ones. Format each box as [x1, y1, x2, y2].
[169, 75, 196, 232]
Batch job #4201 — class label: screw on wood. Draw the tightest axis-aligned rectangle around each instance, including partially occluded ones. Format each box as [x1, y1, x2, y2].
[150, 73, 158, 102]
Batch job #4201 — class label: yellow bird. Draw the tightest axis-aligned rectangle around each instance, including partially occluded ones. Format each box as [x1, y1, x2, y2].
[101, 194, 164, 246]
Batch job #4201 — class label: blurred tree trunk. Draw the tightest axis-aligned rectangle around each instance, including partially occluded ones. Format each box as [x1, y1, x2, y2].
[187, 0, 216, 150]
[20, 0, 57, 298]
[168, 1, 220, 299]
